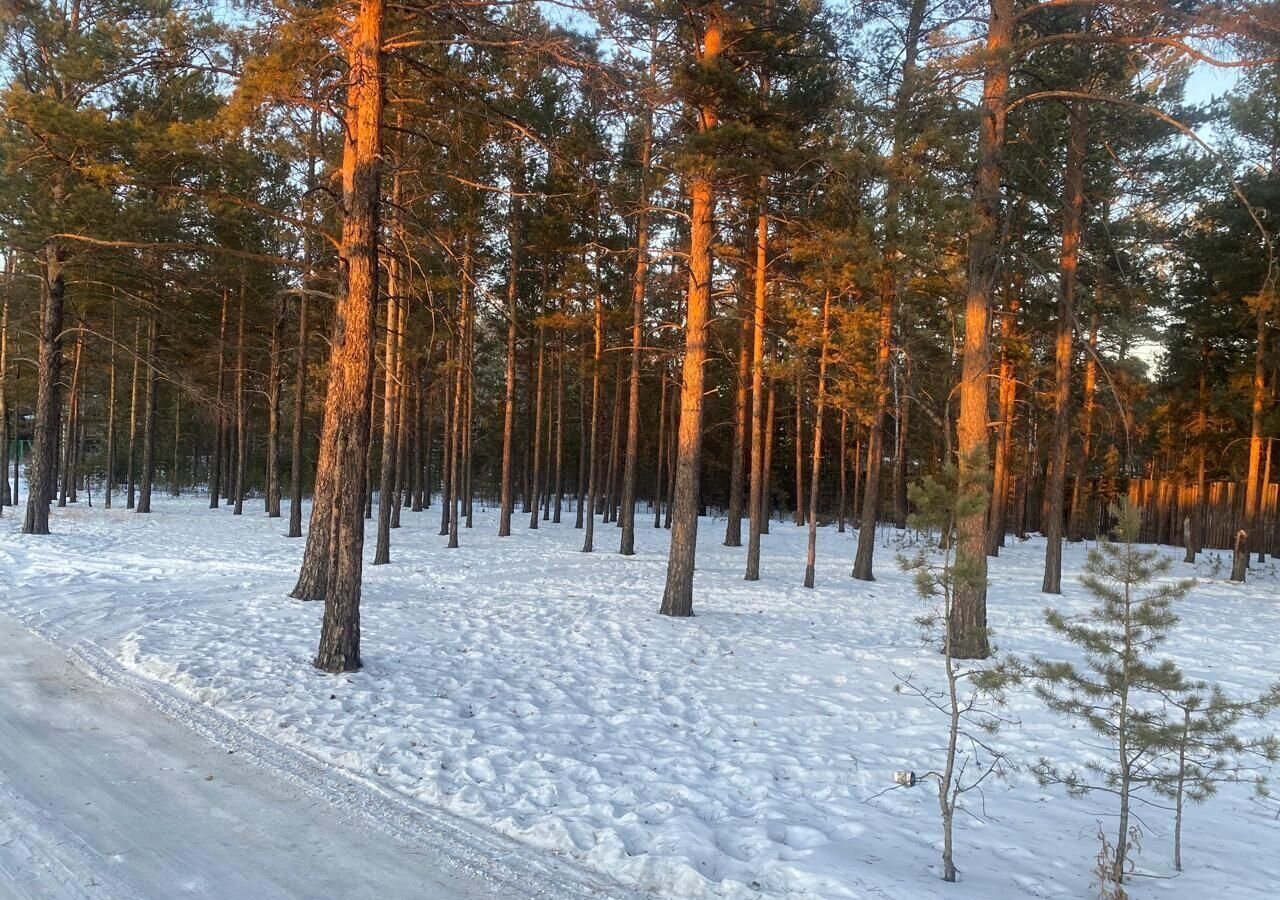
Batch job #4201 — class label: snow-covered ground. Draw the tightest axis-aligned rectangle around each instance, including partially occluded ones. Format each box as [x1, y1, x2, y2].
[3, 493, 1278, 899]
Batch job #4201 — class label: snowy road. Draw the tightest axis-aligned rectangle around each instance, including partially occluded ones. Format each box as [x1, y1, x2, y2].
[0, 616, 543, 900]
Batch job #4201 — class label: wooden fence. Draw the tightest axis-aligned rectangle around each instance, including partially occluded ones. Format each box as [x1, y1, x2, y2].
[1066, 477, 1280, 557]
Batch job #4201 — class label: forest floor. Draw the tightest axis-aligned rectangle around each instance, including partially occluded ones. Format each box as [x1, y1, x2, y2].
[2, 493, 1278, 900]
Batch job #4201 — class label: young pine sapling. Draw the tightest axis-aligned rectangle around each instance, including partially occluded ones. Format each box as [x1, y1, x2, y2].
[1030, 500, 1278, 897]
[894, 466, 1016, 883]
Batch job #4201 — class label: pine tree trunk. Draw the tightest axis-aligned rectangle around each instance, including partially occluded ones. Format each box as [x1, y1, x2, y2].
[1042, 102, 1087, 594]
[553, 348, 564, 524]
[374, 252, 402, 564]
[308, 0, 383, 674]
[893, 370, 909, 529]
[104, 311, 116, 509]
[288, 291, 309, 536]
[391, 320, 409, 527]
[837, 410, 847, 533]
[804, 291, 832, 588]
[233, 286, 248, 516]
[725, 305, 749, 546]
[265, 296, 284, 516]
[137, 316, 158, 514]
[126, 321, 139, 510]
[23, 245, 65, 535]
[582, 275, 604, 552]
[762, 382, 776, 534]
[745, 186, 769, 580]
[1242, 303, 1267, 561]
[498, 155, 523, 537]
[951, 0, 1010, 659]
[59, 331, 83, 507]
[0, 283, 9, 510]
[988, 288, 1020, 556]
[654, 369, 667, 529]
[438, 337, 455, 537]
[853, 285, 892, 580]
[208, 291, 227, 508]
[604, 355, 623, 524]
[1259, 434, 1272, 564]
[793, 373, 804, 527]
[463, 271, 475, 530]
[171, 392, 181, 497]
[660, 13, 720, 615]
[620, 108, 652, 552]
[1068, 310, 1098, 542]
[529, 306, 547, 530]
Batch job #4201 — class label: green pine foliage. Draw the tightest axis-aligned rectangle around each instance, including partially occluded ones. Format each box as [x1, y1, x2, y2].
[1031, 500, 1279, 895]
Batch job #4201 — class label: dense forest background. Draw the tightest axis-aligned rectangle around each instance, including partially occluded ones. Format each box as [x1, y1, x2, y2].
[1, 0, 1278, 671]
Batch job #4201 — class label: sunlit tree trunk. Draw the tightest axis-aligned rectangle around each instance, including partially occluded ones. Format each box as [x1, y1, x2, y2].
[1067, 310, 1098, 542]
[952, 0, 1011, 658]
[498, 153, 523, 537]
[987, 287, 1020, 556]
[1242, 301, 1268, 562]
[661, 10, 721, 616]
[300, 0, 383, 678]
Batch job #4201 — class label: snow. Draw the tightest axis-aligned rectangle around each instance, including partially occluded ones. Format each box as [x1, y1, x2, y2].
[0, 615, 605, 900]
[3, 493, 1278, 899]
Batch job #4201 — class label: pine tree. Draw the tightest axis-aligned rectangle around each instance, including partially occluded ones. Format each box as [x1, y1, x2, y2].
[895, 466, 1015, 883]
[1030, 500, 1205, 894]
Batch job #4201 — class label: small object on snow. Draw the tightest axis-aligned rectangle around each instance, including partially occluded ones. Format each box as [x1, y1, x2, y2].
[893, 770, 918, 787]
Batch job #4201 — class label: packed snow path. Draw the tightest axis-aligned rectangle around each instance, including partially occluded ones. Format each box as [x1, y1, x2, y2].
[0, 616, 614, 900]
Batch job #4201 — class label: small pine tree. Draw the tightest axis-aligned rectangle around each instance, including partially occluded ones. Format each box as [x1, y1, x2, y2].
[1161, 684, 1280, 871]
[1030, 500, 1278, 896]
[896, 466, 1015, 883]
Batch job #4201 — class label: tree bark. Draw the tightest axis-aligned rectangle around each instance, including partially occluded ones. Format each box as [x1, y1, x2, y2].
[951, 0, 1011, 659]
[1042, 101, 1087, 594]
[288, 290, 309, 536]
[852, 285, 892, 580]
[264, 293, 283, 515]
[620, 100, 652, 554]
[837, 410, 847, 533]
[762, 382, 776, 535]
[793, 372, 804, 526]
[987, 286, 1020, 556]
[233, 284, 248, 516]
[58, 330, 83, 507]
[1067, 310, 1098, 542]
[661, 9, 721, 616]
[126, 320, 139, 510]
[136, 316, 158, 514]
[301, 0, 383, 678]
[104, 309, 116, 509]
[1242, 302, 1267, 562]
[374, 238, 402, 564]
[582, 272, 604, 552]
[498, 152, 523, 537]
[804, 291, 832, 588]
[22, 245, 65, 535]
[745, 185, 769, 580]
[529, 299, 547, 530]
